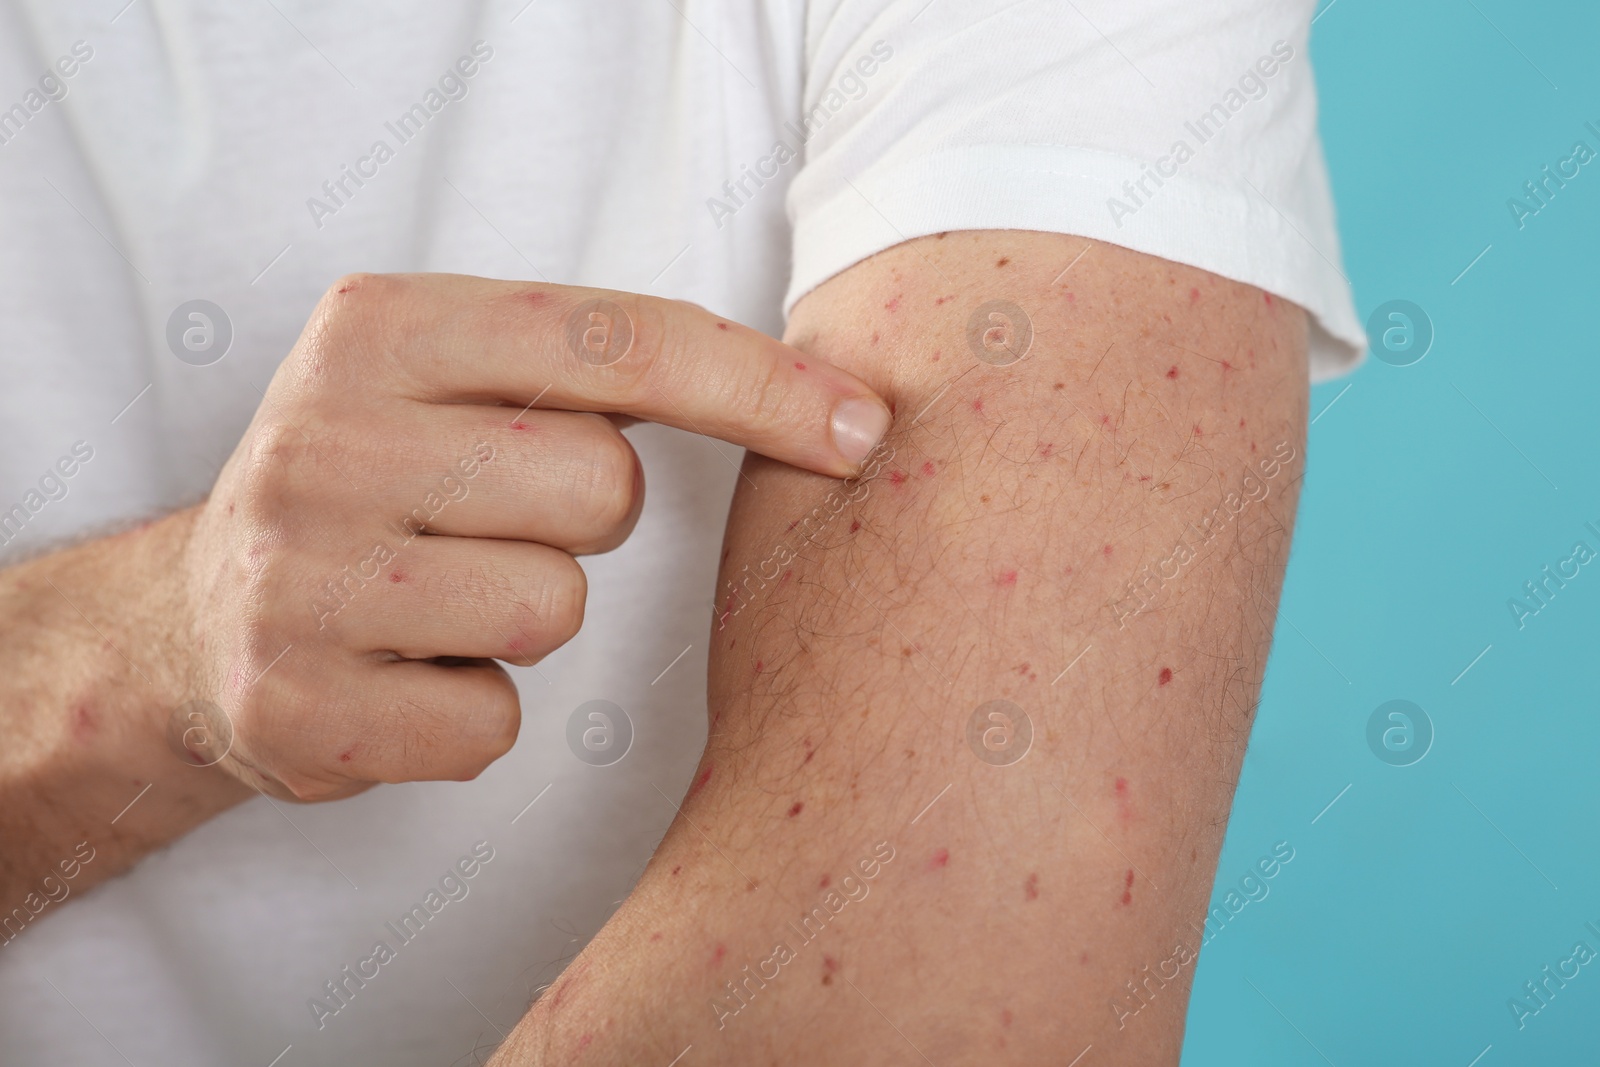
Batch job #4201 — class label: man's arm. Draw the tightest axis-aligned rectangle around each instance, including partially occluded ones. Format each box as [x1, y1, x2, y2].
[493, 230, 1307, 1065]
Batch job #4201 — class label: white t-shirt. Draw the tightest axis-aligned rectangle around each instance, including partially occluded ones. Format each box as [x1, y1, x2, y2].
[0, 2, 1360, 1062]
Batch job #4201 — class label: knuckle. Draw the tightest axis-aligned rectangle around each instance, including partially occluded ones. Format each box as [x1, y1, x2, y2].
[532, 554, 586, 646]
[578, 425, 640, 528]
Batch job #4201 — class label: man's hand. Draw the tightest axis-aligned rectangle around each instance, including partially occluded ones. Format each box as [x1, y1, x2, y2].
[176, 273, 890, 801]
[0, 273, 889, 906]
[491, 232, 1308, 1065]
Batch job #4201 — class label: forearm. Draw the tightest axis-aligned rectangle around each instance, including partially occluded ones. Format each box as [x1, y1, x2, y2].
[0, 508, 247, 921]
[492, 233, 1307, 1064]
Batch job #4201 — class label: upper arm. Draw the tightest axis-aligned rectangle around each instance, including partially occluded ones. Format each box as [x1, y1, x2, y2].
[494, 230, 1308, 1065]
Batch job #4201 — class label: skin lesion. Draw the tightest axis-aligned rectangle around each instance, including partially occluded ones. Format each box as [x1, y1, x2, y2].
[490, 234, 1308, 1066]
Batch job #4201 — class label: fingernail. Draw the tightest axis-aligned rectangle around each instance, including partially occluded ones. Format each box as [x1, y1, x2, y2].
[831, 397, 892, 467]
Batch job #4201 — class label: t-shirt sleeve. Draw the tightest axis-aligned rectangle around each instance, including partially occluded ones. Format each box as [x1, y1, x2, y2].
[784, 0, 1364, 382]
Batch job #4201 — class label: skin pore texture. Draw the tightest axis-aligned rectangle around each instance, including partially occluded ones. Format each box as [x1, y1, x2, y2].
[490, 231, 1309, 1065]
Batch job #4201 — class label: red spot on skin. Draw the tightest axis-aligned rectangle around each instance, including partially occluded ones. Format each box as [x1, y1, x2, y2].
[889, 470, 908, 486]
[931, 351, 942, 361]
[1159, 667, 1173, 686]
[921, 461, 936, 477]
[935, 295, 954, 306]
[389, 570, 406, 583]
[650, 932, 663, 942]
[973, 399, 984, 412]
[849, 520, 861, 533]
[510, 421, 532, 431]
[823, 955, 839, 973]
[1193, 423, 1204, 436]
[336, 281, 357, 294]
[716, 322, 729, 330]
[71, 705, 97, 742]
[671, 866, 682, 876]
[1239, 417, 1247, 428]
[1139, 474, 1151, 482]
[1263, 292, 1274, 306]
[996, 570, 1018, 587]
[929, 848, 950, 870]
[1115, 777, 1129, 795]
[1079, 951, 1090, 965]
[787, 519, 799, 531]
[1038, 442, 1054, 457]
[803, 749, 816, 764]
[688, 765, 713, 799]
[871, 331, 880, 345]
[754, 660, 764, 673]
[226, 501, 235, 515]
[1002, 1009, 1014, 1027]
[1100, 414, 1111, 426]
[794, 361, 807, 371]
[1064, 292, 1075, 302]
[338, 747, 355, 763]
[550, 963, 588, 1009]
[885, 296, 902, 312]
[576, 1033, 593, 1051]
[712, 944, 727, 966]
[1221, 360, 1233, 372]
[1024, 873, 1040, 901]
[507, 636, 526, 655]
[1189, 287, 1200, 303]
[1103, 545, 1113, 558]
[788, 801, 804, 817]
[820, 874, 831, 888]
[778, 569, 792, 586]
[1166, 366, 1179, 379]
[1191, 848, 1198, 862]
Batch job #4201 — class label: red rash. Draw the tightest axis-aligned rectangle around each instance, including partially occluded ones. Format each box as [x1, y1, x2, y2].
[671, 866, 682, 876]
[788, 801, 804, 817]
[794, 361, 807, 371]
[1002, 1009, 1014, 1027]
[929, 848, 950, 870]
[712, 944, 727, 966]
[716, 322, 729, 330]
[819, 874, 831, 888]
[338, 748, 355, 763]
[885, 296, 901, 312]
[1189, 287, 1200, 302]
[996, 571, 1018, 587]
[889, 470, 907, 486]
[388, 570, 406, 583]
[1158, 667, 1172, 686]
[1263, 292, 1274, 306]
[996, 257, 1010, 267]
[688, 765, 714, 799]
[1114, 777, 1128, 795]
[576, 1034, 593, 1051]
[650, 932, 662, 942]
[1166, 366, 1179, 379]
[1024, 873, 1040, 901]
[71, 705, 96, 742]
[1102, 545, 1113, 557]
[920, 461, 936, 477]
[1121, 868, 1135, 906]
[848, 520, 861, 533]
[972, 399, 984, 412]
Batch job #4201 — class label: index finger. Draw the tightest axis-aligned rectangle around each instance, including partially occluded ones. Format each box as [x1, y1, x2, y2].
[331, 274, 893, 477]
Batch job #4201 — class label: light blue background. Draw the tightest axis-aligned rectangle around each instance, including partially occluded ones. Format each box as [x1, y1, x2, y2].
[1183, 2, 1600, 1064]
